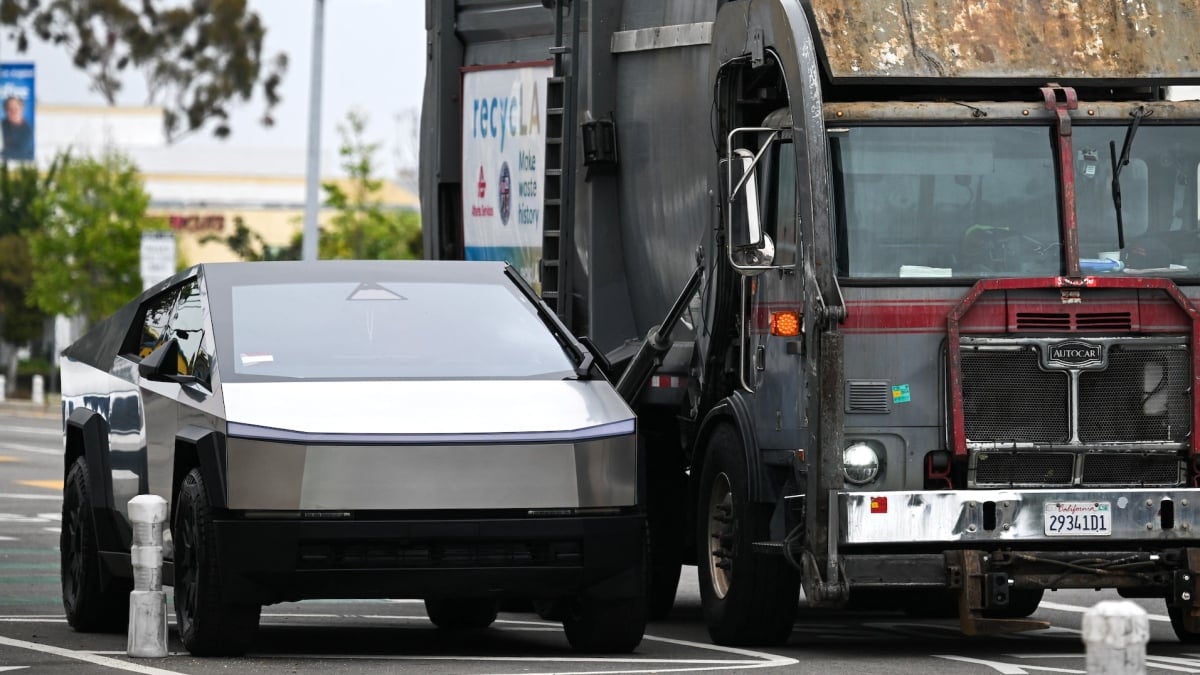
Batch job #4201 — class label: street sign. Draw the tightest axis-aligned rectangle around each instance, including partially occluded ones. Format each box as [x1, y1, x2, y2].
[140, 231, 176, 290]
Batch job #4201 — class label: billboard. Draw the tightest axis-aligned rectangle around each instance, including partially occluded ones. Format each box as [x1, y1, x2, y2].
[0, 62, 34, 162]
[460, 64, 551, 285]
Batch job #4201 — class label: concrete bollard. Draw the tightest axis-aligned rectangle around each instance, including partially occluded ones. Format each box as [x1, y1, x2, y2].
[0, 375, 5, 402]
[31, 374, 43, 406]
[127, 495, 169, 658]
[1081, 600, 1149, 675]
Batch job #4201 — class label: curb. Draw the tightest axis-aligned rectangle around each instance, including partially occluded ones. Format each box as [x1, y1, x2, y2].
[0, 400, 59, 420]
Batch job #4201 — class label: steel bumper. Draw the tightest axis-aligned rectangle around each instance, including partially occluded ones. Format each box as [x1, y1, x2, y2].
[839, 488, 1200, 544]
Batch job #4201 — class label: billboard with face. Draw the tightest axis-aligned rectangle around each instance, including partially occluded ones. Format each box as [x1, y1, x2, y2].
[0, 62, 34, 162]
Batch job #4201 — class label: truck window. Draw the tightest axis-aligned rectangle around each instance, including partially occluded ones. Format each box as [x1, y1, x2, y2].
[832, 125, 1060, 279]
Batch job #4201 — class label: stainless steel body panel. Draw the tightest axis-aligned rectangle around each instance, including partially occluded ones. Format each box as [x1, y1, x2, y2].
[225, 435, 636, 511]
[221, 380, 633, 436]
[840, 489, 1200, 544]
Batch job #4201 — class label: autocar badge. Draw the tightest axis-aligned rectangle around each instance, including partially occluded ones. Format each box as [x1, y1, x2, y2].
[1047, 340, 1104, 368]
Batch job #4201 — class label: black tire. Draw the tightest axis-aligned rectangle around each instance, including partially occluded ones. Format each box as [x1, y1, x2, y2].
[174, 468, 261, 656]
[1169, 604, 1200, 643]
[646, 430, 685, 620]
[696, 425, 798, 646]
[984, 589, 1044, 619]
[61, 457, 130, 632]
[424, 598, 499, 629]
[562, 595, 646, 653]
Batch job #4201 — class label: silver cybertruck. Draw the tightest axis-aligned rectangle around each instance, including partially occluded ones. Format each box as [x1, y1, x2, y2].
[58, 260, 645, 655]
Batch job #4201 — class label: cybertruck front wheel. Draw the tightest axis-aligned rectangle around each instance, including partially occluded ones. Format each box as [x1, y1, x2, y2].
[174, 468, 261, 656]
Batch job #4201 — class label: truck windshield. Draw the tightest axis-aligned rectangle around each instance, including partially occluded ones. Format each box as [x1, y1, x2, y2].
[831, 124, 1200, 279]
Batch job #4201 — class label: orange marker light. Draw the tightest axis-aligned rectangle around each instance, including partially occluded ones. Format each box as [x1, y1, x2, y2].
[770, 311, 800, 337]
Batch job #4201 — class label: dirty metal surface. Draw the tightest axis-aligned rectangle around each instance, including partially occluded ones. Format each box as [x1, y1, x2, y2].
[807, 0, 1200, 82]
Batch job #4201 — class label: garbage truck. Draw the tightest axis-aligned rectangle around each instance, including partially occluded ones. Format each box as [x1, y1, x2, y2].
[421, 0, 1200, 646]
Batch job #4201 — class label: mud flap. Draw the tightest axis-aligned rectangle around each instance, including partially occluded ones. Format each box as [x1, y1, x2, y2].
[954, 550, 1050, 635]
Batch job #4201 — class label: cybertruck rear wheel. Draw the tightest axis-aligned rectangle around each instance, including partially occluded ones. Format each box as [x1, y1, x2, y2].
[174, 468, 261, 656]
[697, 425, 798, 646]
[61, 457, 130, 632]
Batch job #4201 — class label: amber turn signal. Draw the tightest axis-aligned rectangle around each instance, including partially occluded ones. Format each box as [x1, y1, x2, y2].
[770, 310, 800, 337]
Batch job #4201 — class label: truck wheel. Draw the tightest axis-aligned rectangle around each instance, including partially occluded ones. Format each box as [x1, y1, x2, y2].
[646, 434, 685, 620]
[1169, 604, 1200, 643]
[562, 595, 646, 653]
[61, 456, 130, 632]
[174, 468, 260, 656]
[984, 589, 1044, 619]
[424, 598, 499, 629]
[697, 425, 798, 646]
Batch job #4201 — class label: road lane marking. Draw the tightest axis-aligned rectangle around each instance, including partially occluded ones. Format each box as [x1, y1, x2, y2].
[0, 635, 185, 675]
[0, 537, 15, 542]
[0, 457, 19, 463]
[16, 480, 62, 491]
[0, 426, 58, 437]
[1040, 600, 1170, 622]
[935, 655, 1083, 674]
[0, 494, 61, 501]
[0, 444, 60, 457]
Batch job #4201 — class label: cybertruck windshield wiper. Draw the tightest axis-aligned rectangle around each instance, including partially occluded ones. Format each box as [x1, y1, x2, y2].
[1109, 105, 1151, 250]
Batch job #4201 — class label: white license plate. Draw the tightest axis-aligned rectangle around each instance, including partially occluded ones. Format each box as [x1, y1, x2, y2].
[1044, 502, 1112, 536]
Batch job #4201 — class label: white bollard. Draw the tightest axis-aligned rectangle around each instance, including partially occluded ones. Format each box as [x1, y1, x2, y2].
[127, 495, 169, 658]
[0, 375, 6, 402]
[1082, 600, 1149, 675]
[31, 374, 43, 406]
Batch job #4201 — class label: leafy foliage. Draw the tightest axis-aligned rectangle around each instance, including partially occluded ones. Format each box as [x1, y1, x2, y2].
[0, 158, 58, 345]
[200, 215, 300, 261]
[319, 109, 421, 260]
[28, 151, 166, 326]
[0, 0, 288, 141]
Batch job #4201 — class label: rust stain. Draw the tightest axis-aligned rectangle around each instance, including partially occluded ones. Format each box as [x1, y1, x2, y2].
[17, 479, 63, 491]
[809, 0, 1200, 80]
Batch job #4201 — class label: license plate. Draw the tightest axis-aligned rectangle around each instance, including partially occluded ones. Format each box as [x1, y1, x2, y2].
[1044, 502, 1111, 536]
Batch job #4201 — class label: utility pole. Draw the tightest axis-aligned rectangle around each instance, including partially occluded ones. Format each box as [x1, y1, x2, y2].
[302, 0, 326, 260]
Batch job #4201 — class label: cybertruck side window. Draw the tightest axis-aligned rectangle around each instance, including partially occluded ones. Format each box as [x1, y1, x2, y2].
[125, 286, 180, 358]
[165, 280, 214, 386]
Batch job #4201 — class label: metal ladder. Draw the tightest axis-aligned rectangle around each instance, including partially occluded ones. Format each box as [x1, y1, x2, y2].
[540, 0, 578, 327]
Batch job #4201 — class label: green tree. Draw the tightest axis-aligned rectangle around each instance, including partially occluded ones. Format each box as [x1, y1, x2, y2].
[319, 108, 421, 260]
[28, 151, 165, 326]
[201, 215, 301, 261]
[0, 158, 60, 393]
[0, 158, 58, 344]
[0, 0, 288, 141]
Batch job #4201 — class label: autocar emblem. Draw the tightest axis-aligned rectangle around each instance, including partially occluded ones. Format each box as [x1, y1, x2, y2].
[1047, 340, 1104, 368]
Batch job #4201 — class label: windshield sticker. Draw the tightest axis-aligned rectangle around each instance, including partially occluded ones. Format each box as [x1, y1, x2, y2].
[240, 353, 274, 366]
[891, 384, 911, 404]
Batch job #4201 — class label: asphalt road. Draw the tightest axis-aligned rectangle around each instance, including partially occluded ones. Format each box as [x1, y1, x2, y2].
[3, 409, 1200, 674]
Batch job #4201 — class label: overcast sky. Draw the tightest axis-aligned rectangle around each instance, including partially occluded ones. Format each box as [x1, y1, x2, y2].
[0, 0, 426, 174]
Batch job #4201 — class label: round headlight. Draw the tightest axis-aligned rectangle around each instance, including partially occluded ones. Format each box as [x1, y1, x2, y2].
[843, 442, 881, 485]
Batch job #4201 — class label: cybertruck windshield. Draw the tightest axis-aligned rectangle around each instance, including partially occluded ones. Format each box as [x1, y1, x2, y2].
[831, 124, 1200, 279]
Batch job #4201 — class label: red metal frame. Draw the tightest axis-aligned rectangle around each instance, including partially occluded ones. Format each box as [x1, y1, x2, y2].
[1042, 86, 1080, 278]
[946, 276, 1200, 457]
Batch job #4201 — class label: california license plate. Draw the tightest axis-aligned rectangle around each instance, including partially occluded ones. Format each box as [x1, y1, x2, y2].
[1044, 502, 1111, 536]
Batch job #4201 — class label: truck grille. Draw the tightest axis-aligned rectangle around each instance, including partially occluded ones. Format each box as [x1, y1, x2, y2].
[961, 348, 1068, 443]
[1078, 347, 1190, 443]
[961, 337, 1190, 488]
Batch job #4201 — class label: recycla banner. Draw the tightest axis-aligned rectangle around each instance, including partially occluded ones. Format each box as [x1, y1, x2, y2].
[460, 64, 551, 286]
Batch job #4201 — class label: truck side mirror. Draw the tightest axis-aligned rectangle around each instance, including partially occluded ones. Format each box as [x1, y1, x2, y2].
[724, 148, 774, 275]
